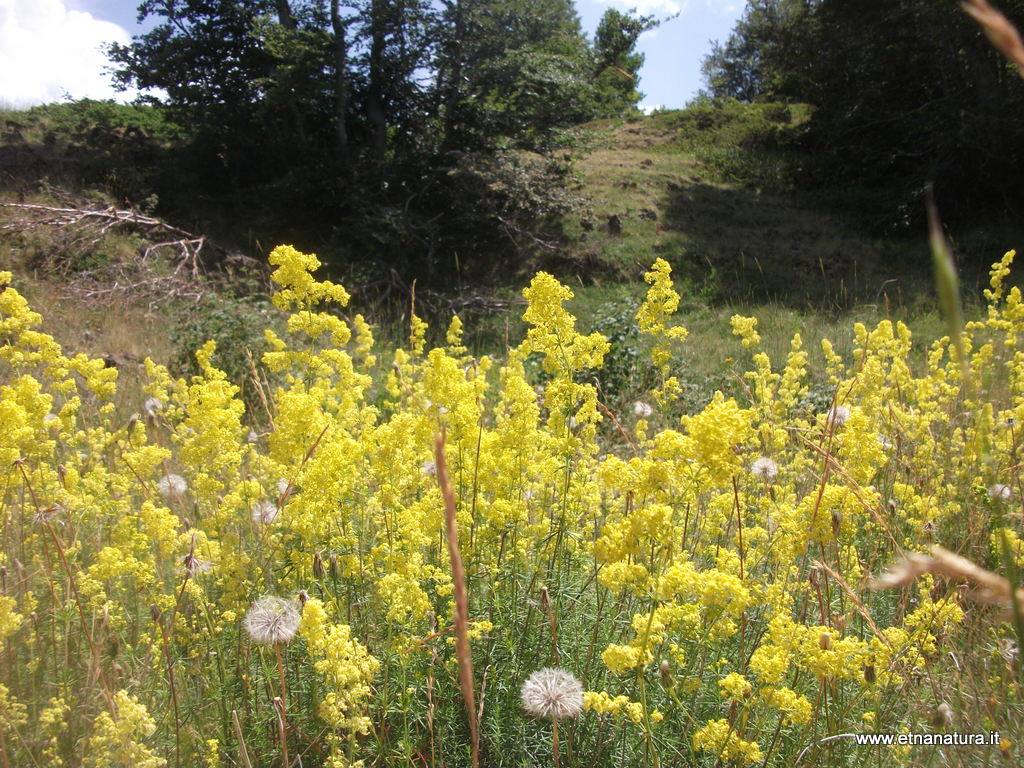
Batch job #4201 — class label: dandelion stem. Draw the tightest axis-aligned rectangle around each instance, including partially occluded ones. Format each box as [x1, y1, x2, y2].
[274, 644, 290, 768]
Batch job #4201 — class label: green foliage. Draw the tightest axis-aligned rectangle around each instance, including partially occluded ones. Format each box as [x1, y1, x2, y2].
[0, 100, 180, 201]
[668, 98, 807, 191]
[169, 294, 276, 390]
[590, 9, 659, 117]
[703, 0, 1024, 229]
[588, 295, 652, 403]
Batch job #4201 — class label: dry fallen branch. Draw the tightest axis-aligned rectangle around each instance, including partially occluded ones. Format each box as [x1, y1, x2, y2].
[0, 198, 254, 307]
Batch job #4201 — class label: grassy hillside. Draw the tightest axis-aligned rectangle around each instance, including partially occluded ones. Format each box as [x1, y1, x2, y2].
[557, 102, 1002, 309]
[0, 100, 968, 412]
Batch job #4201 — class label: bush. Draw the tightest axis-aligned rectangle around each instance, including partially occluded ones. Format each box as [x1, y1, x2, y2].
[169, 293, 276, 391]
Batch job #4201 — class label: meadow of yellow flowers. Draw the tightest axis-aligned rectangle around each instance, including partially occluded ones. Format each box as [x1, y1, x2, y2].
[0, 244, 1021, 767]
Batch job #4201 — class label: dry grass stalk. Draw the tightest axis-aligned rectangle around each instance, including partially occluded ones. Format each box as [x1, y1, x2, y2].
[434, 431, 480, 768]
[963, 0, 1024, 76]
[540, 585, 559, 664]
[273, 697, 288, 768]
[871, 545, 1024, 607]
[811, 560, 891, 648]
[231, 709, 253, 768]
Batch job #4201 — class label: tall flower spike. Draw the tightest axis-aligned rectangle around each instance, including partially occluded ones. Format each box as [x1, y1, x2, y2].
[520, 668, 584, 721]
[244, 596, 300, 646]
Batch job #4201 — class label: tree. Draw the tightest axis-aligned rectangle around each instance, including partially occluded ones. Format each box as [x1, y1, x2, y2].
[591, 9, 658, 116]
[702, 0, 1024, 225]
[104, 0, 627, 279]
[436, 0, 596, 148]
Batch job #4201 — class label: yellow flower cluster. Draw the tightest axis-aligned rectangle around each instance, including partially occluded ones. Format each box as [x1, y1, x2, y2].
[583, 690, 663, 725]
[0, 243, 1021, 765]
[693, 718, 764, 765]
[300, 599, 380, 748]
[84, 691, 164, 768]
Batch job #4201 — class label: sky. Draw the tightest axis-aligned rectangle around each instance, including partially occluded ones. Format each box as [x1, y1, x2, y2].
[0, 0, 744, 110]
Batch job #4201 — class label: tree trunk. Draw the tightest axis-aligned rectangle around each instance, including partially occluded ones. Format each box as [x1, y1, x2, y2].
[330, 0, 351, 166]
[441, 0, 465, 151]
[276, 0, 297, 29]
[367, 0, 388, 166]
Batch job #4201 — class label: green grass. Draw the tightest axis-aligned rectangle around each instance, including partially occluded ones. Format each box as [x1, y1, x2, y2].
[555, 100, 1018, 311]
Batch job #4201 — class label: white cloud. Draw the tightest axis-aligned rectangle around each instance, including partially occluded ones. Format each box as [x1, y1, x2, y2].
[0, 0, 135, 107]
[594, 0, 739, 17]
[598, 0, 684, 14]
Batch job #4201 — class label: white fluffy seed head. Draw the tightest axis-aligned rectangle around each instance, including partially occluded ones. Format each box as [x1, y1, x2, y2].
[827, 405, 850, 427]
[633, 401, 653, 419]
[277, 478, 292, 497]
[520, 667, 584, 721]
[157, 473, 188, 499]
[182, 553, 212, 576]
[252, 500, 279, 525]
[750, 456, 778, 481]
[422, 460, 437, 477]
[143, 397, 163, 418]
[244, 596, 300, 646]
[989, 483, 1012, 501]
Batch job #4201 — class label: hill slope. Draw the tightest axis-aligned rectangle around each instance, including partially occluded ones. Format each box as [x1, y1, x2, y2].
[0, 101, 961, 410]
[558, 103, 941, 308]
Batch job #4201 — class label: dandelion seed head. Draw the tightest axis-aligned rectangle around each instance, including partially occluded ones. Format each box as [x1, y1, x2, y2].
[182, 552, 212, 576]
[633, 401, 653, 419]
[998, 638, 1019, 664]
[422, 460, 437, 477]
[157, 473, 188, 499]
[749, 457, 778, 481]
[143, 397, 163, 418]
[247, 430, 259, 444]
[520, 667, 584, 721]
[252, 500, 279, 525]
[933, 701, 954, 728]
[244, 596, 300, 646]
[990, 483, 1013, 501]
[277, 478, 292, 498]
[33, 503, 63, 526]
[827, 405, 850, 427]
